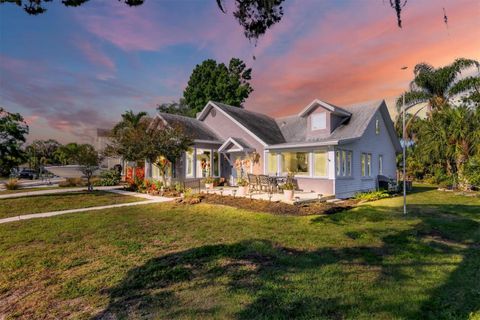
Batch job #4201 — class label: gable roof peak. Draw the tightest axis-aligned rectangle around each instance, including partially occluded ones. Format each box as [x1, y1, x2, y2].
[299, 99, 352, 118]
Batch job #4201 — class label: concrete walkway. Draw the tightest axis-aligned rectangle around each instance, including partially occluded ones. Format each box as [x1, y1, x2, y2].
[0, 186, 122, 199]
[0, 188, 176, 224]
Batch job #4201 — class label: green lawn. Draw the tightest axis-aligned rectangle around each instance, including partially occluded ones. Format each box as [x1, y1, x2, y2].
[0, 186, 61, 195]
[0, 186, 478, 319]
[0, 191, 140, 218]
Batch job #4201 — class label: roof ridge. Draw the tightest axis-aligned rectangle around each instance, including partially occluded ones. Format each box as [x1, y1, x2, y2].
[213, 101, 277, 120]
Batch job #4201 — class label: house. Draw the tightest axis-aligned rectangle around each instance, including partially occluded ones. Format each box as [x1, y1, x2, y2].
[95, 128, 122, 170]
[145, 99, 401, 199]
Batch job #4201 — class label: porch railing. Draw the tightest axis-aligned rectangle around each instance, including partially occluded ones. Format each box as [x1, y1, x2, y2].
[171, 178, 203, 193]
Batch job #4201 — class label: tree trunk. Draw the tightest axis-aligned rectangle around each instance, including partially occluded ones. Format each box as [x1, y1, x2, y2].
[456, 153, 468, 191]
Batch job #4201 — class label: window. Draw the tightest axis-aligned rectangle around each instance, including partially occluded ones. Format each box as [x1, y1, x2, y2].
[367, 154, 372, 176]
[311, 112, 326, 130]
[196, 149, 211, 178]
[314, 151, 328, 177]
[361, 153, 372, 177]
[213, 152, 220, 176]
[267, 152, 278, 175]
[281, 152, 309, 175]
[346, 151, 352, 176]
[378, 155, 383, 175]
[335, 151, 341, 176]
[185, 149, 194, 177]
[375, 119, 380, 135]
[361, 154, 366, 176]
[336, 149, 352, 177]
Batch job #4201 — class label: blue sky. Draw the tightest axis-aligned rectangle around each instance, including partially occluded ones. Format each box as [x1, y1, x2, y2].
[1, 0, 479, 143]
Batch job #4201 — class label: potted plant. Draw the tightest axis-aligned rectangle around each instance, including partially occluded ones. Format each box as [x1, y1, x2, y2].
[283, 182, 295, 201]
[237, 178, 249, 196]
[203, 176, 214, 189]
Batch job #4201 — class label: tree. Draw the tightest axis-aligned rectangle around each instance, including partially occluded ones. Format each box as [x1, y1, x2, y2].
[157, 99, 195, 118]
[54, 142, 80, 165]
[76, 143, 102, 191]
[143, 122, 193, 185]
[0, 107, 29, 176]
[217, 0, 284, 43]
[396, 58, 480, 114]
[414, 105, 480, 189]
[107, 111, 193, 185]
[112, 110, 148, 134]
[107, 111, 149, 178]
[25, 139, 62, 171]
[183, 58, 253, 114]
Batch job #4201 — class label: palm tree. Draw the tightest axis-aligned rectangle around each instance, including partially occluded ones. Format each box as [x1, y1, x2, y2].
[112, 110, 148, 134]
[396, 58, 480, 115]
[417, 105, 480, 189]
[110, 110, 148, 179]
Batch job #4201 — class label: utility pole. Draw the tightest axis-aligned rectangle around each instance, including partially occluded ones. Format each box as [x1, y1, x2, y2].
[401, 66, 408, 215]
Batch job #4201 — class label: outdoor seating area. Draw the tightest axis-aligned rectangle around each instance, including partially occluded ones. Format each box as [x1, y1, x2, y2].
[203, 187, 331, 204]
[202, 172, 333, 204]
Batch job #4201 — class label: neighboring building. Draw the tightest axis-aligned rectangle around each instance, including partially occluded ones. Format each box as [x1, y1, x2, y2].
[95, 128, 122, 170]
[145, 99, 401, 199]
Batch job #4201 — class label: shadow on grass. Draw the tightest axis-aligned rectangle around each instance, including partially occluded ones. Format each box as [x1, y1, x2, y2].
[94, 204, 480, 319]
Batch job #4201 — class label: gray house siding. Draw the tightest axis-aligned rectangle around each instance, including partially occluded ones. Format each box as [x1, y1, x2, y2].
[335, 109, 397, 198]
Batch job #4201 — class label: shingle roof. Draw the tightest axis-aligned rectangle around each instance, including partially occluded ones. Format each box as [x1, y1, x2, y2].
[156, 113, 221, 141]
[270, 100, 398, 149]
[212, 102, 286, 145]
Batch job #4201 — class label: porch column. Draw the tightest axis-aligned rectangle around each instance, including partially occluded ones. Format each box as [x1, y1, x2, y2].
[144, 160, 151, 179]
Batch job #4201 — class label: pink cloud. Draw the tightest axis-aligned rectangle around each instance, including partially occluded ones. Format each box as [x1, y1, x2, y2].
[76, 40, 116, 76]
[247, 0, 480, 116]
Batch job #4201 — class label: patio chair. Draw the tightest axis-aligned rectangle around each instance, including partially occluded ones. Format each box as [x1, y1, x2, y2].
[258, 174, 277, 192]
[258, 175, 275, 193]
[247, 174, 259, 192]
[268, 176, 279, 193]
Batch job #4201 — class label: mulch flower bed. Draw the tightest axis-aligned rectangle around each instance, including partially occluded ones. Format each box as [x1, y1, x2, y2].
[177, 193, 359, 216]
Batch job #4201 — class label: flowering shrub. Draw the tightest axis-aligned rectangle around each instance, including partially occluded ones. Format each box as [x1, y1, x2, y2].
[237, 178, 248, 187]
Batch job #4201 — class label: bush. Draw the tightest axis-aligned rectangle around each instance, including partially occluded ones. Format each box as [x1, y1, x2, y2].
[354, 190, 390, 202]
[431, 167, 453, 187]
[5, 179, 20, 190]
[59, 177, 85, 187]
[465, 156, 480, 188]
[203, 177, 214, 184]
[95, 169, 121, 186]
[174, 182, 185, 193]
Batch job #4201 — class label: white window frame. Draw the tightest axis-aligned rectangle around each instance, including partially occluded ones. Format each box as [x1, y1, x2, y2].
[185, 149, 194, 178]
[361, 152, 372, 177]
[335, 149, 352, 177]
[375, 119, 380, 135]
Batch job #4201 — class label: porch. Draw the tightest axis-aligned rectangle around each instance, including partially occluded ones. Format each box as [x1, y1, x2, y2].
[202, 186, 333, 204]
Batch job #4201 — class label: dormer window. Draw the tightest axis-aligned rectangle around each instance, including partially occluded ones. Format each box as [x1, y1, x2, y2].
[311, 112, 326, 130]
[375, 119, 380, 135]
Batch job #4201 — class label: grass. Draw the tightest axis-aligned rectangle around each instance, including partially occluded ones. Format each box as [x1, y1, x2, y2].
[0, 191, 140, 218]
[0, 186, 61, 195]
[0, 185, 479, 319]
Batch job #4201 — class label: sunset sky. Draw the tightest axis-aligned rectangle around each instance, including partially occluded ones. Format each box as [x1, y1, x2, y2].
[1, 0, 479, 144]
